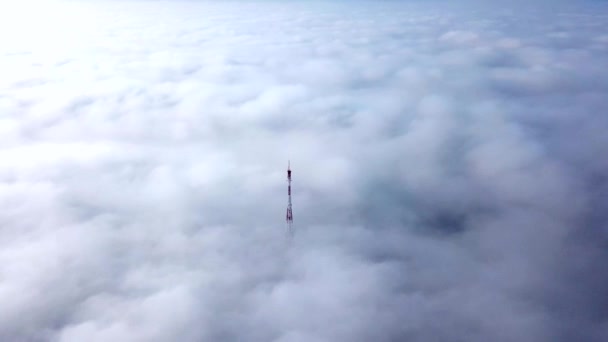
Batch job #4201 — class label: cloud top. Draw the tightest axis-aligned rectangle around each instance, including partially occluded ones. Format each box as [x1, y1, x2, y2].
[1, 1, 608, 341]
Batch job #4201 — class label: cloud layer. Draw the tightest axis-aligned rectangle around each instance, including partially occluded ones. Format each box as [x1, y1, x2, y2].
[1, 1, 608, 341]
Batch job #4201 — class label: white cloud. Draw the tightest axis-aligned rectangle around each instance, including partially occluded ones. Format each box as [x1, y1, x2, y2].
[1, 0, 608, 341]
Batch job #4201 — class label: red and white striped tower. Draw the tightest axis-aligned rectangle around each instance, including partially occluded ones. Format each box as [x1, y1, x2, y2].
[286, 161, 293, 235]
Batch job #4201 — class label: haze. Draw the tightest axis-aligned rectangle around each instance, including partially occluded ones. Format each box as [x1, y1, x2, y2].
[1, 0, 607, 341]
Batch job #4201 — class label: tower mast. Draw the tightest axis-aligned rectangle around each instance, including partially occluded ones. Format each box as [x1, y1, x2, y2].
[286, 161, 293, 235]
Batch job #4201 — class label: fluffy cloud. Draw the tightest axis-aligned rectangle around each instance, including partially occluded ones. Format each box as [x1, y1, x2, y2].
[1, 0, 607, 341]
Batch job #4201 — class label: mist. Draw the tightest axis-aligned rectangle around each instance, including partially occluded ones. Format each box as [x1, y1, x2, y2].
[1, 0, 607, 341]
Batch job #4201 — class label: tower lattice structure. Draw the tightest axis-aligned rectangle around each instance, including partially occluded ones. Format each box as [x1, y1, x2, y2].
[286, 161, 293, 235]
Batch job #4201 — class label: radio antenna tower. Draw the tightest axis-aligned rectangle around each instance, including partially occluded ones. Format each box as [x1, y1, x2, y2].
[286, 160, 294, 236]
